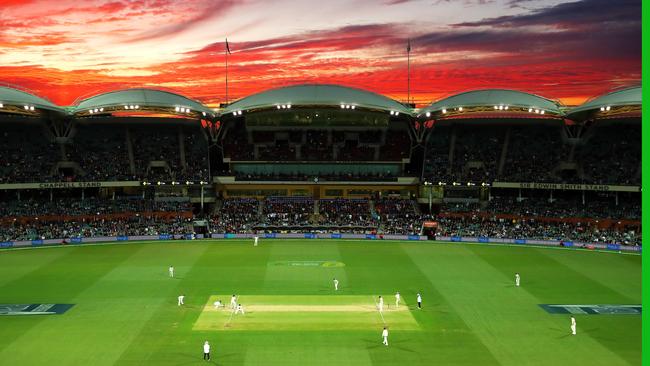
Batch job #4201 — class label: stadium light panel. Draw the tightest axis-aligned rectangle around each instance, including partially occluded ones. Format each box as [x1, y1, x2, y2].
[351, 105, 355, 110]
[0, 103, 3, 108]
[29, 106, 34, 111]
[600, 107, 605, 111]
[528, 108, 533, 112]
[504, 106, 509, 110]
[135, 105, 139, 109]
[493, 106, 498, 110]
[442, 108, 447, 114]
[541, 110, 545, 115]
[458, 107, 463, 111]
[606, 106, 611, 111]
[202, 112, 206, 116]
[24, 105, 29, 110]
[425, 112, 431, 117]
[340, 104, 345, 109]
[287, 104, 292, 109]
[100, 108, 104, 112]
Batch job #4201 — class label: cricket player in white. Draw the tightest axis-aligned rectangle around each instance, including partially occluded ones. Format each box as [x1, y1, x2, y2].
[254, 235, 259, 246]
[235, 304, 245, 314]
[169, 265, 174, 278]
[333, 278, 339, 291]
[395, 292, 400, 308]
[417, 293, 422, 309]
[178, 295, 185, 306]
[230, 295, 237, 309]
[515, 273, 520, 287]
[213, 300, 223, 309]
[378, 296, 384, 312]
[203, 341, 210, 361]
[570, 316, 576, 335]
[382, 327, 389, 346]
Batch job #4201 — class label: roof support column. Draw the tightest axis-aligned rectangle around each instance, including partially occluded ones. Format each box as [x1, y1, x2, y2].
[448, 126, 457, 175]
[125, 127, 136, 177]
[497, 127, 510, 177]
[179, 126, 187, 169]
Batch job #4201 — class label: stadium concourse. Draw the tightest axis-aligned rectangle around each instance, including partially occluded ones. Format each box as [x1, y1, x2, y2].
[0, 83, 641, 248]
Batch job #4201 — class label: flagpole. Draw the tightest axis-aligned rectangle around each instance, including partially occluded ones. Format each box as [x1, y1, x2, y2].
[225, 40, 229, 105]
[407, 39, 411, 105]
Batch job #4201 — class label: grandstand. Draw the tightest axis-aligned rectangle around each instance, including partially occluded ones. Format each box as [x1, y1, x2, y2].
[0, 84, 641, 249]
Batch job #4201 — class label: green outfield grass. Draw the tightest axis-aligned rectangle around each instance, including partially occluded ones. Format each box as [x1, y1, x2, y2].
[0, 240, 641, 365]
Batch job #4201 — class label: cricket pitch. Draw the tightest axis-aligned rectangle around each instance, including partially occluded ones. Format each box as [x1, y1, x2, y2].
[193, 295, 420, 331]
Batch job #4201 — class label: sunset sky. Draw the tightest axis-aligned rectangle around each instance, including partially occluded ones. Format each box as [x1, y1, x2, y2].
[0, 0, 641, 107]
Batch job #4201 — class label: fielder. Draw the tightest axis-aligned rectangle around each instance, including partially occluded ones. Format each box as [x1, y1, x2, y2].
[515, 273, 520, 287]
[235, 303, 245, 314]
[395, 292, 400, 308]
[169, 265, 174, 278]
[178, 295, 185, 306]
[230, 295, 237, 309]
[417, 293, 422, 309]
[254, 235, 259, 246]
[382, 327, 389, 346]
[203, 341, 210, 361]
[570, 316, 576, 335]
[213, 300, 223, 309]
[333, 278, 339, 291]
[378, 296, 384, 312]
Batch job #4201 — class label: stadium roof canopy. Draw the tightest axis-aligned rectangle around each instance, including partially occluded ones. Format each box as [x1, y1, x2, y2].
[418, 89, 562, 119]
[221, 84, 412, 116]
[0, 85, 65, 115]
[566, 86, 641, 121]
[71, 88, 215, 118]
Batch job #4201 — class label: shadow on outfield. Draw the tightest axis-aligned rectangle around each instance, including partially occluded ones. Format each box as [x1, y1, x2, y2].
[364, 339, 415, 352]
[175, 352, 237, 365]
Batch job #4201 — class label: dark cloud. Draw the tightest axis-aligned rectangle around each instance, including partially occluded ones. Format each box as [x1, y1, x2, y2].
[455, 0, 640, 29]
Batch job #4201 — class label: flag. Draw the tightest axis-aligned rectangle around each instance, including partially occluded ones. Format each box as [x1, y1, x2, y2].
[407, 38, 411, 53]
[225, 38, 232, 54]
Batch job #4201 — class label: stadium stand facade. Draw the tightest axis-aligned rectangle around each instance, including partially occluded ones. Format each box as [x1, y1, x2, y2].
[0, 84, 641, 247]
